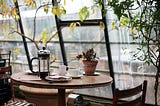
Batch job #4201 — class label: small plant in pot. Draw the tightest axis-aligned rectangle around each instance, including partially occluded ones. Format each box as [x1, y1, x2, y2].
[76, 48, 98, 75]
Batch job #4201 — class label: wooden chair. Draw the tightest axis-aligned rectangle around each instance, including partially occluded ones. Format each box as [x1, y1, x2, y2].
[0, 51, 12, 105]
[0, 51, 34, 106]
[113, 80, 147, 106]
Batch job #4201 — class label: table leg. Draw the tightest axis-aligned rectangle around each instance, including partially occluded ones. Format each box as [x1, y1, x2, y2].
[58, 89, 66, 106]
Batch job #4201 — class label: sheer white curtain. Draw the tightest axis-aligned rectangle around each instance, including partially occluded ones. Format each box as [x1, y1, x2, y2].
[106, 10, 155, 90]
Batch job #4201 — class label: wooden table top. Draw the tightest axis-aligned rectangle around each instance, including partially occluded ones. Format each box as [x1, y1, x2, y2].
[11, 72, 113, 89]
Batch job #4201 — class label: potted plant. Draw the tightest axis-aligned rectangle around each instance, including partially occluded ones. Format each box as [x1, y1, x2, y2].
[76, 48, 98, 75]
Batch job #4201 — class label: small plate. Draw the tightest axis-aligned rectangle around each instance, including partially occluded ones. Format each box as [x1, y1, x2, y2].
[72, 75, 83, 79]
[83, 72, 100, 76]
[45, 76, 72, 82]
[66, 74, 83, 79]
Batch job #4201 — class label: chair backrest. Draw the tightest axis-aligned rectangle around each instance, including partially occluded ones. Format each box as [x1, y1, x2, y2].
[0, 51, 11, 67]
[0, 51, 12, 105]
[113, 80, 147, 106]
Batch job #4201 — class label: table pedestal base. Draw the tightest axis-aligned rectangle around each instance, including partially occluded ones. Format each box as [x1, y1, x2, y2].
[58, 89, 66, 106]
[19, 85, 72, 106]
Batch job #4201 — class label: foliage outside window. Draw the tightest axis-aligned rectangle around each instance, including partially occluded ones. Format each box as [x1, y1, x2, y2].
[107, 0, 160, 105]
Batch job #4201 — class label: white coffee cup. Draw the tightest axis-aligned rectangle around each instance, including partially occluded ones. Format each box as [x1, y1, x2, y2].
[58, 65, 67, 76]
[68, 68, 79, 77]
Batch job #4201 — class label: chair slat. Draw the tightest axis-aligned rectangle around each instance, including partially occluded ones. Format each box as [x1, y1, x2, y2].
[115, 84, 143, 98]
[118, 96, 142, 106]
[113, 80, 147, 106]
[0, 66, 12, 74]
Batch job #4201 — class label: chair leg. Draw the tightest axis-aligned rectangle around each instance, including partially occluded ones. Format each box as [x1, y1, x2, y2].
[10, 79, 15, 101]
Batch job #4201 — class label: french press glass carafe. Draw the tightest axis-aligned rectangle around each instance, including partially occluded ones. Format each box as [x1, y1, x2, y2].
[38, 47, 50, 79]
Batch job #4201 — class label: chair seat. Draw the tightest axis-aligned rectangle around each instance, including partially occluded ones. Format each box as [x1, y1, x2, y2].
[3, 99, 34, 106]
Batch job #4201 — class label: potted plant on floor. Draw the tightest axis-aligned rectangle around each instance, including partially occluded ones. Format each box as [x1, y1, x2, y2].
[76, 48, 98, 75]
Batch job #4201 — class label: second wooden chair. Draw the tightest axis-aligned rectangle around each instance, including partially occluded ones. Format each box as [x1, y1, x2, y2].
[113, 80, 147, 106]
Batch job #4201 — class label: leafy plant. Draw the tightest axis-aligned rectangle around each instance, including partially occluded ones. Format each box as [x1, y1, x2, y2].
[108, 0, 160, 105]
[0, 0, 58, 64]
[76, 48, 97, 61]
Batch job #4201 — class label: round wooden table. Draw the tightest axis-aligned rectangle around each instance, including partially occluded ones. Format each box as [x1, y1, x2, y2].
[11, 72, 112, 106]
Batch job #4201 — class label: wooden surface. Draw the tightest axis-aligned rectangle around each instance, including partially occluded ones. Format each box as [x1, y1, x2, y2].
[11, 72, 113, 89]
[11, 72, 112, 106]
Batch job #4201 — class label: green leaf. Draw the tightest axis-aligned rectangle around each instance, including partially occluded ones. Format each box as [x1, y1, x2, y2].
[40, 29, 50, 46]
[51, 4, 66, 18]
[78, 6, 90, 22]
[102, 9, 107, 17]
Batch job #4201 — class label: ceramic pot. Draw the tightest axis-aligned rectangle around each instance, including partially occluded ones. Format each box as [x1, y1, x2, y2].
[82, 60, 98, 75]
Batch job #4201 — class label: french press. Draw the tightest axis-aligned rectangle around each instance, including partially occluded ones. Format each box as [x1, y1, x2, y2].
[31, 47, 50, 79]
[38, 47, 50, 79]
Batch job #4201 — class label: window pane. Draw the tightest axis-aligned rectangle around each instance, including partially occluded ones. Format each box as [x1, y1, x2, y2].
[18, 1, 57, 41]
[60, 0, 102, 20]
[61, 26, 108, 71]
[62, 26, 105, 41]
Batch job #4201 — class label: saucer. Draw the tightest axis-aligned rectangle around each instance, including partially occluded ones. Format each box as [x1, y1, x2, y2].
[45, 76, 72, 82]
[83, 72, 100, 76]
[71, 75, 83, 79]
[66, 74, 83, 79]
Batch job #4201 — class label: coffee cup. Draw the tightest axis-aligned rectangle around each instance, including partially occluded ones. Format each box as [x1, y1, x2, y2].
[68, 68, 79, 77]
[58, 65, 67, 76]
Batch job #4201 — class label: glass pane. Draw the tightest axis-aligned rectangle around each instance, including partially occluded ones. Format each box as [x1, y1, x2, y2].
[18, 1, 57, 41]
[0, 0, 23, 41]
[60, 0, 102, 20]
[17, 1, 61, 69]
[62, 26, 105, 41]
[0, 41, 28, 72]
[61, 26, 108, 71]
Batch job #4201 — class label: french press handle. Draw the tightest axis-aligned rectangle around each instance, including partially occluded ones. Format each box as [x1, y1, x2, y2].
[30, 57, 39, 73]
